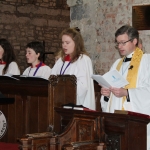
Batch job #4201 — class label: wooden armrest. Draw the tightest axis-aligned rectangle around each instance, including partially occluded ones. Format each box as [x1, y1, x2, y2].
[18, 132, 54, 150]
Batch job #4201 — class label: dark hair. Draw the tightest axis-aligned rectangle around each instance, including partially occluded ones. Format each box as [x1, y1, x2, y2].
[26, 41, 44, 61]
[115, 25, 139, 46]
[60, 27, 88, 62]
[0, 38, 18, 74]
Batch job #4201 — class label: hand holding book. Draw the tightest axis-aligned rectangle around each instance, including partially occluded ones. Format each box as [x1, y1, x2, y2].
[91, 70, 129, 88]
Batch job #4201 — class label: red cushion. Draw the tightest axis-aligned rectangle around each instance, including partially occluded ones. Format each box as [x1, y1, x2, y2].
[0, 142, 18, 150]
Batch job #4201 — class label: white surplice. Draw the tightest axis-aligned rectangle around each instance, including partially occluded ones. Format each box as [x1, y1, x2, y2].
[100, 53, 150, 150]
[51, 54, 95, 110]
[23, 65, 51, 80]
[0, 61, 20, 75]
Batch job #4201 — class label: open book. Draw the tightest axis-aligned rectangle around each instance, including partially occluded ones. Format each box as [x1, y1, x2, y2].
[91, 70, 129, 88]
[16, 75, 49, 81]
[0, 74, 19, 80]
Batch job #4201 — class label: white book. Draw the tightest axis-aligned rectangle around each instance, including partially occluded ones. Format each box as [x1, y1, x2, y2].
[91, 70, 129, 88]
[63, 106, 84, 110]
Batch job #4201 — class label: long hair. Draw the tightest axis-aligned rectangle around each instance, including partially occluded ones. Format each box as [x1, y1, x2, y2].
[0, 39, 17, 74]
[60, 27, 88, 62]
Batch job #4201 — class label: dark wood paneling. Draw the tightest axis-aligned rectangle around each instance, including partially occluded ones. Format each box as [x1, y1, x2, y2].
[0, 78, 49, 143]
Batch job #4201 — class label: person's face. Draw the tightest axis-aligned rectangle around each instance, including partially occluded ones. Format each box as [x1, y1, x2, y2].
[62, 35, 75, 55]
[116, 33, 137, 56]
[0, 46, 4, 60]
[26, 48, 40, 66]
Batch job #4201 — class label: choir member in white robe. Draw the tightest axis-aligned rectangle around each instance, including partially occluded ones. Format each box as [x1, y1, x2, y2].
[51, 27, 95, 110]
[0, 39, 20, 75]
[100, 25, 150, 150]
[22, 41, 51, 80]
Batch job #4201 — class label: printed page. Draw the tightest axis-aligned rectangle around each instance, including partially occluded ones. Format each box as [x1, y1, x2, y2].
[103, 70, 129, 88]
[91, 70, 129, 88]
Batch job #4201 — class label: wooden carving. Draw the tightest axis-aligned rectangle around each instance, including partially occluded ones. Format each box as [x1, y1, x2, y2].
[77, 120, 94, 141]
[106, 135, 120, 150]
[49, 75, 77, 87]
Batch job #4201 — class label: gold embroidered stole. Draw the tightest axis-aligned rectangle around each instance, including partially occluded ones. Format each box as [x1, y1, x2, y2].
[116, 47, 143, 109]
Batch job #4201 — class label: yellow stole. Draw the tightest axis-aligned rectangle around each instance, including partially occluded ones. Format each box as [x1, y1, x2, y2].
[116, 47, 143, 109]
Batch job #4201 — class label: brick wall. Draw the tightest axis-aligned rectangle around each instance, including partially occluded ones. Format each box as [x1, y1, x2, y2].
[0, 0, 70, 73]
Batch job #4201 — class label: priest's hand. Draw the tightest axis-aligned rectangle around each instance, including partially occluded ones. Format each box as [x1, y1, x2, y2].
[101, 87, 111, 97]
[110, 87, 127, 98]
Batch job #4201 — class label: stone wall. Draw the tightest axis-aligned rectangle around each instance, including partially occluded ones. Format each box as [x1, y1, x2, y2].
[67, 0, 150, 74]
[0, 0, 70, 73]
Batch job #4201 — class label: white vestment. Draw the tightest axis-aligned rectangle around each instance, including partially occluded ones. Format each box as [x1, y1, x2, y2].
[51, 54, 95, 110]
[0, 62, 20, 75]
[23, 65, 51, 80]
[100, 53, 150, 150]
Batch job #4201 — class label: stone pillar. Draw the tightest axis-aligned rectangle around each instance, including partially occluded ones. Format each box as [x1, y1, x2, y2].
[67, 0, 98, 73]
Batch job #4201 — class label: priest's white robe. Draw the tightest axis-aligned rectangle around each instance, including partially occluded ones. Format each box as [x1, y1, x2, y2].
[0, 62, 20, 75]
[100, 53, 150, 150]
[23, 65, 51, 80]
[51, 54, 95, 110]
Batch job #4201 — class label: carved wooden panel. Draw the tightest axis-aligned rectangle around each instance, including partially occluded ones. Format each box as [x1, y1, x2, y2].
[77, 120, 94, 141]
[106, 135, 120, 150]
[57, 115, 98, 150]
[49, 75, 77, 133]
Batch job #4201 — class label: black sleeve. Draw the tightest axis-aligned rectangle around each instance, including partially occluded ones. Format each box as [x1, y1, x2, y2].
[126, 89, 130, 102]
[104, 96, 109, 102]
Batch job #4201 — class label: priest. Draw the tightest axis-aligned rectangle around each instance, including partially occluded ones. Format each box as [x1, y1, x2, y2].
[100, 25, 150, 149]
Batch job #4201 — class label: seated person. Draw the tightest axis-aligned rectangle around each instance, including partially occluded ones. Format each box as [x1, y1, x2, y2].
[23, 41, 51, 79]
[51, 27, 95, 110]
[0, 38, 20, 75]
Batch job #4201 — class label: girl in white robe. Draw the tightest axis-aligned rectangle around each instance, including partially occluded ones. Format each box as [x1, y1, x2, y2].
[51, 27, 95, 110]
[23, 41, 51, 80]
[0, 39, 20, 75]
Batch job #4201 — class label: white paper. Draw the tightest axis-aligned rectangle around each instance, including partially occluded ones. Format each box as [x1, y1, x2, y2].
[2, 74, 19, 80]
[91, 70, 129, 88]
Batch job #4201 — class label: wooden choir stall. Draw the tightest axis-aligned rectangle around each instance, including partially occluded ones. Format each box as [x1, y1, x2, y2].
[0, 75, 149, 150]
[19, 107, 150, 150]
[0, 75, 101, 142]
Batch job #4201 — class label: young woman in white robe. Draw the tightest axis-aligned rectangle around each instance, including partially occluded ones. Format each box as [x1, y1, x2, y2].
[23, 41, 51, 79]
[0, 39, 20, 75]
[51, 27, 95, 110]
